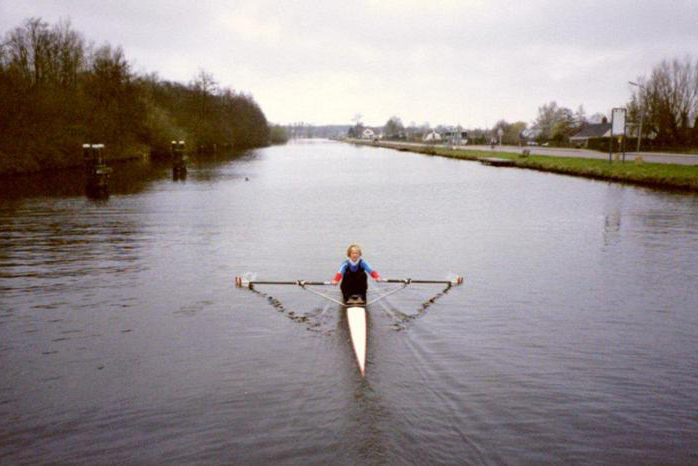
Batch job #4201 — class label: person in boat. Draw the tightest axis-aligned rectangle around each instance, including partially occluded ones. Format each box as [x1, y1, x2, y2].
[332, 244, 381, 303]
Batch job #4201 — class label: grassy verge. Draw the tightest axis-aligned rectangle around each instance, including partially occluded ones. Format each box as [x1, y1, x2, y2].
[354, 141, 698, 193]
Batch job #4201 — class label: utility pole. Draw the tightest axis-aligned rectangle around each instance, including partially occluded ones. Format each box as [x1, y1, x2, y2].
[629, 81, 644, 152]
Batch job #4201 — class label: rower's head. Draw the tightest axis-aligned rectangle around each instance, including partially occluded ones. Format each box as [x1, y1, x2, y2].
[346, 244, 362, 261]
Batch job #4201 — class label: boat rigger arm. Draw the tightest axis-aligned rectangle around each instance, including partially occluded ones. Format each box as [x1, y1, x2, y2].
[235, 275, 464, 306]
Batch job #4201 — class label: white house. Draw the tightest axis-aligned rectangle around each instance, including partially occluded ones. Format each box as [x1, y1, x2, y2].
[362, 128, 376, 139]
[423, 130, 442, 142]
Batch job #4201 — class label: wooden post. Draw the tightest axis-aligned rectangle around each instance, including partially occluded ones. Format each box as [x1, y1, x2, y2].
[171, 140, 187, 180]
[83, 143, 112, 197]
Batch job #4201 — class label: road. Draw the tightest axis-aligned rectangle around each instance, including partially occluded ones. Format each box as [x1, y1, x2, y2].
[461, 144, 698, 166]
[373, 140, 698, 166]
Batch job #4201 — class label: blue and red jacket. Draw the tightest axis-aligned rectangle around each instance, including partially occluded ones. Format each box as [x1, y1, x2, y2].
[334, 259, 380, 282]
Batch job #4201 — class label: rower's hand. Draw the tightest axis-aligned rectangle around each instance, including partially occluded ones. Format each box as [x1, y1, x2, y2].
[331, 280, 338, 285]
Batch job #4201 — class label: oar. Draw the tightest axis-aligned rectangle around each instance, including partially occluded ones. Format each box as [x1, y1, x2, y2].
[235, 276, 463, 289]
[235, 276, 331, 289]
[234, 275, 464, 305]
[381, 277, 463, 284]
[366, 277, 464, 305]
[381, 276, 464, 287]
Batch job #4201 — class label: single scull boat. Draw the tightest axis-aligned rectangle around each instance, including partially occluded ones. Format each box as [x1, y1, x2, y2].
[235, 275, 463, 376]
[345, 295, 368, 376]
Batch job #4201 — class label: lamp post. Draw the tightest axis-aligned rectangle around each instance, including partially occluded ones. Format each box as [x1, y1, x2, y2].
[628, 81, 644, 152]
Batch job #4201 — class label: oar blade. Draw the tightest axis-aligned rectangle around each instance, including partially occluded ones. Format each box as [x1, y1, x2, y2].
[234, 276, 250, 288]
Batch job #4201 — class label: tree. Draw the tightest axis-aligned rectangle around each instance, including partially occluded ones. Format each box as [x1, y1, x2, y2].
[533, 101, 560, 141]
[550, 108, 575, 144]
[491, 120, 528, 145]
[348, 113, 363, 138]
[588, 112, 607, 124]
[573, 105, 587, 128]
[269, 125, 289, 144]
[191, 69, 218, 119]
[533, 101, 577, 145]
[383, 116, 404, 138]
[0, 16, 271, 174]
[629, 56, 698, 148]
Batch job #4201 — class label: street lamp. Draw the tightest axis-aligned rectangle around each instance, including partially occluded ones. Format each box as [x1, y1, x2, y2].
[628, 81, 644, 152]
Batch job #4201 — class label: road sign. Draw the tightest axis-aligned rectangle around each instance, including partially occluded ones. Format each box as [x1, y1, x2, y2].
[611, 108, 626, 135]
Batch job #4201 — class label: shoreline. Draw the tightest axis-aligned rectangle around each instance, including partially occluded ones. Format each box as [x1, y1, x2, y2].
[0, 143, 268, 179]
[347, 139, 698, 193]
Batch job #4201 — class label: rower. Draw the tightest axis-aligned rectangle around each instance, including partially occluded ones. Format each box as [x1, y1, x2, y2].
[331, 244, 381, 303]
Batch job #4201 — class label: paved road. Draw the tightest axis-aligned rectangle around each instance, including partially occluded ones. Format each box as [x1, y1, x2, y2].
[463, 144, 698, 166]
[373, 140, 698, 166]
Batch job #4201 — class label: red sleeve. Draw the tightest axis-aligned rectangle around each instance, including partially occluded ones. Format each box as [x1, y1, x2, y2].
[370, 271, 380, 279]
[334, 272, 342, 282]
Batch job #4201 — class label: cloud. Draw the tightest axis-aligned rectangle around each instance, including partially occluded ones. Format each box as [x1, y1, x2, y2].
[2, 0, 697, 127]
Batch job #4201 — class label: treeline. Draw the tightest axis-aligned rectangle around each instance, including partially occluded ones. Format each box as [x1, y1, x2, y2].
[504, 57, 698, 150]
[365, 56, 698, 151]
[0, 18, 270, 175]
[628, 57, 698, 150]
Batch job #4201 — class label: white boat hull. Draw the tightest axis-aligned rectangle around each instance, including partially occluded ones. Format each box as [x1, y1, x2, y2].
[346, 306, 367, 376]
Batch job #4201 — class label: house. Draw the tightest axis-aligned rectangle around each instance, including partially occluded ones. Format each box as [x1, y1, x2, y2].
[423, 130, 442, 142]
[570, 121, 611, 148]
[443, 130, 468, 145]
[362, 128, 376, 139]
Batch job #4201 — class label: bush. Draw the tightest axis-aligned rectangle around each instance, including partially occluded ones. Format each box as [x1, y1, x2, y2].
[269, 125, 289, 144]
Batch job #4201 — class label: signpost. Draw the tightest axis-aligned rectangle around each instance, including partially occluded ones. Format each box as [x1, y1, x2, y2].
[609, 108, 626, 163]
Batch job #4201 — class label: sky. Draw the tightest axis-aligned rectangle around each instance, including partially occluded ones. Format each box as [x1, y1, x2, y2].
[1, 0, 697, 128]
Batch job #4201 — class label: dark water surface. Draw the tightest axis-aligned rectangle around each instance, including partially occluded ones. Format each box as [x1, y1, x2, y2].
[2, 140, 697, 464]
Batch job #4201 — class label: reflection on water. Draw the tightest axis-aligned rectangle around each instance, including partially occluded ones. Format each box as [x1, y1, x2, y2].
[0, 150, 252, 201]
[1, 140, 698, 464]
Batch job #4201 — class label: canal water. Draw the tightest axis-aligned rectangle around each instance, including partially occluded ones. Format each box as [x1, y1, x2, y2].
[1, 140, 697, 464]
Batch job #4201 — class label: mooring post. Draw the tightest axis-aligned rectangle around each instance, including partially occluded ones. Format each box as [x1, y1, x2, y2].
[83, 143, 111, 197]
[82, 143, 92, 172]
[171, 140, 187, 180]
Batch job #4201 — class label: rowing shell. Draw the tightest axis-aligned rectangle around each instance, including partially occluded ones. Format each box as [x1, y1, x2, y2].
[345, 299, 367, 376]
[235, 275, 464, 377]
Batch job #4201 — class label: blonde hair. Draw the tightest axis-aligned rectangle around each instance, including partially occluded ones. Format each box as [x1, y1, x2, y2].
[346, 244, 362, 257]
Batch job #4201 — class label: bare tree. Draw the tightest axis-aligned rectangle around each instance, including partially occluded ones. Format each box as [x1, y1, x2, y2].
[192, 69, 218, 119]
[630, 56, 698, 148]
[383, 116, 404, 138]
[573, 105, 587, 128]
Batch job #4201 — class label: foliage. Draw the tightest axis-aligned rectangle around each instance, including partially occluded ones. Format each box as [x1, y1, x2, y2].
[492, 120, 528, 145]
[347, 113, 364, 138]
[533, 101, 581, 145]
[628, 56, 698, 150]
[383, 116, 404, 139]
[0, 17, 270, 174]
[269, 125, 289, 144]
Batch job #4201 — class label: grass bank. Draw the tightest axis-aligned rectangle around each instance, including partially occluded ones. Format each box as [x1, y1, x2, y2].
[351, 140, 698, 193]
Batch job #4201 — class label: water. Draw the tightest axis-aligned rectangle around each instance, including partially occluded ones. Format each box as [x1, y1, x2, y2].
[1, 140, 697, 464]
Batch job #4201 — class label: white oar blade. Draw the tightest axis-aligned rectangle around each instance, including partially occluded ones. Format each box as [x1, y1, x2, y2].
[234, 276, 250, 288]
[346, 306, 367, 376]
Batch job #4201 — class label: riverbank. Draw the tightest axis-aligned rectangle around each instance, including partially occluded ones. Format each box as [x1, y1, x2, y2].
[349, 139, 698, 192]
[0, 144, 151, 177]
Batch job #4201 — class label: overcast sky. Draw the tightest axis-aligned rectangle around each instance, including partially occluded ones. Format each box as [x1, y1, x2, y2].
[2, 0, 697, 128]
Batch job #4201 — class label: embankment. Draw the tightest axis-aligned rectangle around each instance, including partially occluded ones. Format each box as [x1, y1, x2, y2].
[348, 139, 698, 193]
